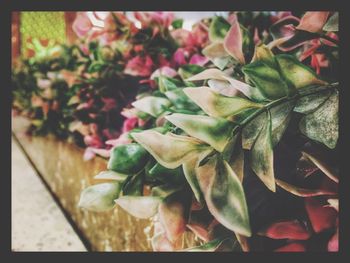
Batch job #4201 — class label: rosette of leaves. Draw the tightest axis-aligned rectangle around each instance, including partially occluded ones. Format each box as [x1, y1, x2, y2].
[79, 13, 338, 252]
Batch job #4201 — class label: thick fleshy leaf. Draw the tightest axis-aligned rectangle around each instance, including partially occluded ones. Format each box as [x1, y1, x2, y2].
[183, 87, 262, 118]
[294, 90, 332, 114]
[323, 12, 338, 32]
[107, 143, 149, 174]
[131, 96, 171, 117]
[250, 111, 276, 192]
[182, 149, 213, 203]
[242, 60, 290, 100]
[222, 76, 265, 101]
[296, 12, 330, 33]
[202, 42, 231, 70]
[305, 197, 338, 233]
[275, 54, 327, 89]
[258, 220, 311, 240]
[251, 44, 276, 68]
[270, 16, 300, 40]
[115, 196, 162, 219]
[209, 16, 231, 42]
[299, 91, 338, 149]
[223, 20, 245, 64]
[165, 113, 236, 152]
[196, 157, 251, 236]
[274, 243, 306, 252]
[151, 184, 183, 199]
[276, 179, 336, 197]
[301, 151, 339, 183]
[94, 170, 129, 181]
[131, 130, 210, 169]
[78, 182, 121, 212]
[157, 76, 179, 93]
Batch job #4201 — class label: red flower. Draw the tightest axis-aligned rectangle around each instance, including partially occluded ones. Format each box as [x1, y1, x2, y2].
[124, 55, 154, 77]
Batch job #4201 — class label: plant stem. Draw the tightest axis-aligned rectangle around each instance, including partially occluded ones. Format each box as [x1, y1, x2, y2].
[320, 35, 339, 46]
[237, 82, 338, 129]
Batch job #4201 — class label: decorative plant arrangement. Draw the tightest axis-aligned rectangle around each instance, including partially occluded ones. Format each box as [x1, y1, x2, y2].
[12, 12, 209, 160]
[78, 11, 339, 252]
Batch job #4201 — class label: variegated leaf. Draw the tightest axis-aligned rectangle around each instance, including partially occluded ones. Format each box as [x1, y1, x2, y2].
[115, 196, 162, 219]
[131, 130, 211, 169]
[131, 96, 172, 117]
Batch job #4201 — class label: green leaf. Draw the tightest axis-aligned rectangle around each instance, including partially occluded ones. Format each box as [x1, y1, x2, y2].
[183, 238, 240, 252]
[78, 182, 121, 212]
[165, 88, 201, 111]
[183, 87, 263, 118]
[294, 90, 332, 114]
[87, 62, 105, 73]
[270, 101, 294, 146]
[202, 42, 231, 70]
[299, 91, 338, 149]
[275, 54, 327, 89]
[165, 113, 236, 152]
[178, 64, 205, 81]
[107, 143, 149, 174]
[172, 18, 184, 29]
[94, 170, 129, 181]
[115, 196, 161, 219]
[196, 156, 251, 236]
[182, 149, 213, 203]
[209, 16, 231, 42]
[151, 184, 183, 199]
[148, 162, 186, 185]
[222, 132, 244, 182]
[251, 44, 276, 68]
[122, 172, 144, 196]
[131, 96, 172, 117]
[242, 111, 266, 150]
[242, 60, 289, 100]
[186, 68, 229, 82]
[250, 111, 276, 192]
[131, 130, 211, 169]
[323, 12, 338, 32]
[158, 76, 178, 93]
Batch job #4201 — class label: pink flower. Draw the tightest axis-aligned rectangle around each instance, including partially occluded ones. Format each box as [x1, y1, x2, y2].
[105, 132, 132, 148]
[189, 54, 209, 66]
[124, 55, 154, 77]
[150, 66, 178, 79]
[172, 48, 188, 67]
[72, 12, 93, 38]
[134, 12, 174, 29]
[84, 134, 104, 148]
[122, 117, 138, 133]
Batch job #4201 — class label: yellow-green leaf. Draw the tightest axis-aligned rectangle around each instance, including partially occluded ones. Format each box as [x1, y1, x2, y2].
[131, 96, 171, 117]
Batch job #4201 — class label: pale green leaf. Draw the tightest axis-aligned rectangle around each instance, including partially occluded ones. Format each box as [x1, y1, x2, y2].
[131, 96, 171, 117]
[294, 90, 332, 114]
[299, 91, 338, 149]
[250, 111, 276, 192]
[183, 87, 262, 118]
[131, 130, 210, 169]
[94, 170, 129, 181]
[165, 113, 236, 152]
[115, 196, 162, 219]
[78, 182, 121, 212]
[196, 157, 251, 236]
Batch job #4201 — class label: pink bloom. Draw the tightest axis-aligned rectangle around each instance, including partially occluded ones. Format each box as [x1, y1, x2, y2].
[122, 117, 138, 133]
[72, 12, 93, 38]
[84, 135, 104, 148]
[134, 12, 174, 29]
[124, 55, 154, 77]
[172, 48, 188, 67]
[150, 66, 178, 79]
[105, 132, 132, 148]
[189, 54, 209, 66]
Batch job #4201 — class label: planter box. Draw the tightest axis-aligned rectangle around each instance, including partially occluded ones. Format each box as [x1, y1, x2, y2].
[12, 116, 200, 251]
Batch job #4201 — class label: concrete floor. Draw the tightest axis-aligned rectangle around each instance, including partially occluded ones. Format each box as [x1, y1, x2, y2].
[11, 137, 87, 251]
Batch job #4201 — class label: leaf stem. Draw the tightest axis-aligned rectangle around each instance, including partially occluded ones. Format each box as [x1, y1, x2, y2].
[237, 82, 338, 130]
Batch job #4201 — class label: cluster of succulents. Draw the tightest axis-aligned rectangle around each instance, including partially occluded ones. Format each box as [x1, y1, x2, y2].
[78, 11, 339, 251]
